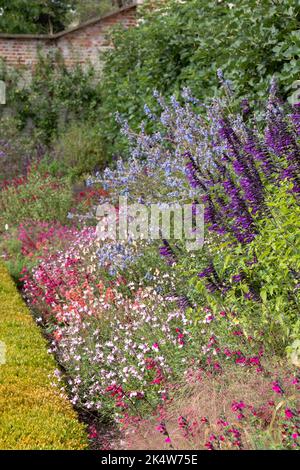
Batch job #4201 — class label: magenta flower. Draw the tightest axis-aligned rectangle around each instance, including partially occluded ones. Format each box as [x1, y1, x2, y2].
[272, 381, 284, 395]
[178, 416, 188, 429]
[156, 422, 166, 434]
[217, 418, 229, 427]
[249, 356, 260, 365]
[284, 408, 294, 419]
[88, 425, 98, 439]
[231, 401, 246, 413]
[204, 442, 214, 450]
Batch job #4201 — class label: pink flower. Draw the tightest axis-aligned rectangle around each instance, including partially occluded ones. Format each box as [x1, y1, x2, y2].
[217, 418, 229, 427]
[292, 433, 299, 439]
[249, 356, 260, 365]
[88, 425, 98, 439]
[152, 342, 159, 350]
[235, 357, 246, 365]
[231, 401, 246, 412]
[152, 378, 162, 385]
[178, 416, 188, 429]
[285, 408, 294, 419]
[156, 421, 169, 437]
[228, 427, 241, 439]
[205, 314, 215, 323]
[165, 437, 171, 444]
[233, 329, 243, 336]
[204, 442, 214, 450]
[223, 347, 232, 357]
[272, 381, 284, 395]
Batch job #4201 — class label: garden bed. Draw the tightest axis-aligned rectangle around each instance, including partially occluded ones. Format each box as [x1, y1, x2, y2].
[0, 264, 88, 450]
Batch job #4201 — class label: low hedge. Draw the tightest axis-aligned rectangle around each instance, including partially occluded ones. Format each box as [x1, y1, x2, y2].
[0, 264, 88, 450]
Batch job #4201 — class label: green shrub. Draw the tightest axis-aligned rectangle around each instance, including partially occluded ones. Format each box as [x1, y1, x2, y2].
[3, 53, 102, 144]
[0, 117, 44, 183]
[0, 232, 24, 284]
[185, 181, 300, 355]
[51, 121, 108, 181]
[0, 264, 88, 450]
[100, 0, 300, 156]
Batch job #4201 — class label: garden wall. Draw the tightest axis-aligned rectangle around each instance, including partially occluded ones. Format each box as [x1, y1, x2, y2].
[0, 3, 139, 78]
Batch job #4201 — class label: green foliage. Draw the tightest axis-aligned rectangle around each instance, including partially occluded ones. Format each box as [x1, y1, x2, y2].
[7, 53, 102, 144]
[51, 121, 108, 181]
[0, 263, 88, 449]
[187, 182, 300, 354]
[68, 0, 113, 24]
[0, 233, 25, 285]
[0, 0, 75, 34]
[0, 117, 44, 184]
[0, 168, 73, 227]
[100, 0, 300, 155]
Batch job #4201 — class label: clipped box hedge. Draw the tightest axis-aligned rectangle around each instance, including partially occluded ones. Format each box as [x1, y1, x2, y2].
[0, 264, 88, 450]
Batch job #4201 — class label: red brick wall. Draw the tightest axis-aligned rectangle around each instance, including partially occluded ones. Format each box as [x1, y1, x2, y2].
[56, 8, 137, 72]
[0, 37, 52, 69]
[0, 5, 138, 78]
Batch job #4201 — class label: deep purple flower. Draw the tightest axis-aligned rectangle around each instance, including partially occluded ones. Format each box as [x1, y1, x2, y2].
[198, 266, 214, 278]
[176, 295, 192, 310]
[244, 135, 275, 177]
[159, 239, 177, 265]
[232, 273, 244, 283]
[241, 98, 251, 117]
[205, 281, 218, 293]
[185, 153, 207, 190]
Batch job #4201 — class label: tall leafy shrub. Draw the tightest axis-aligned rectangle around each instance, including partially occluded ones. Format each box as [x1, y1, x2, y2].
[5, 53, 102, 143]
[100, 0, 300, 155]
